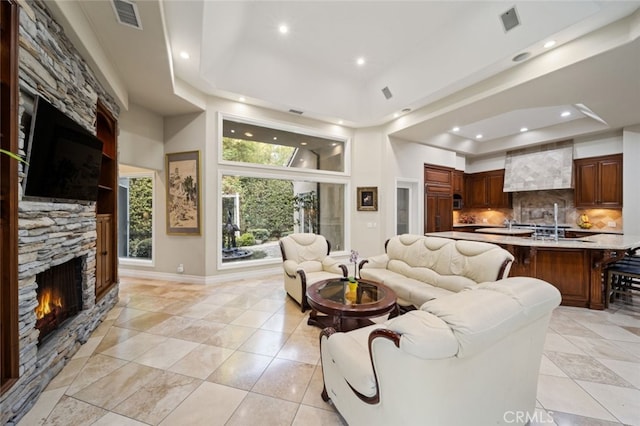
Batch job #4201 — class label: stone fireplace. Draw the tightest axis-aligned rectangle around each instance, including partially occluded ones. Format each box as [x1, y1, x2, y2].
[0, 202, 118, 424]
[34, 257, 84, 345]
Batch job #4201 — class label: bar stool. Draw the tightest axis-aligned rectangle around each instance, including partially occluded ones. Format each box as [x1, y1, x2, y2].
[605, 253, 640, 308]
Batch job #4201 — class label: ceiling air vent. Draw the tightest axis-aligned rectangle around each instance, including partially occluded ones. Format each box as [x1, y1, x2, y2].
[112, 0, 143, 30]
[288, 109, 304, 115]
[500, 6, 520, 32]
[381, 86, 393, 100]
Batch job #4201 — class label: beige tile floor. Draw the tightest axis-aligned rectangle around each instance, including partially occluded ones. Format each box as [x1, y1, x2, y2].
[18, 275, 640, 426]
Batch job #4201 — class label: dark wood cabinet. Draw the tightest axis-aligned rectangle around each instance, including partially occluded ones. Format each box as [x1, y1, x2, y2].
[574, 154, 622, 208]
[424, 166, 452, 186]
[426, 193, 453, 232]
[96, 214, 113, 294]
[465, 169, 511, 208]
[1, 0, 19, 391]
[453, 171, 464, 195]
[424, 165, 453, 233]
[95, 102, 118, 300]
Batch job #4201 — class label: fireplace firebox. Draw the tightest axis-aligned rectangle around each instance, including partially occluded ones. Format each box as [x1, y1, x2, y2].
[35, 257, 84, 344]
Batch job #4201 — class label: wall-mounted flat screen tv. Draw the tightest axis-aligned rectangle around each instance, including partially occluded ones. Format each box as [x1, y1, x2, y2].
[23, 96, 103, 203]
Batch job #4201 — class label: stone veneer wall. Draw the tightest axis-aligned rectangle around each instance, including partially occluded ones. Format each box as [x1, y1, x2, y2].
[1, 1, 120, 424]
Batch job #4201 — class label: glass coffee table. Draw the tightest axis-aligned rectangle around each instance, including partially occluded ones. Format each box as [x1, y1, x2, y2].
[306, 278, 398, 332]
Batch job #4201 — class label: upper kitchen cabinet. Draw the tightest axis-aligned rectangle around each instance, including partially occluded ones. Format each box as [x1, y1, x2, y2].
[465, 169, 512, 209]
[574, 154, 622, 208]
[424, 165, 453, 194]
[453, 170, 464, 195]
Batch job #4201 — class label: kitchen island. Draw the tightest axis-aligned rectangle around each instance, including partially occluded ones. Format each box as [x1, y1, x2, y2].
[426, 231, 640, 310]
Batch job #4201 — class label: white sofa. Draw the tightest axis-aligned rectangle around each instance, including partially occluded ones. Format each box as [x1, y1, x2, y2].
[359, 234, 514, 308]
[320, 277, 562, 426]
[279, 233, 347, 311]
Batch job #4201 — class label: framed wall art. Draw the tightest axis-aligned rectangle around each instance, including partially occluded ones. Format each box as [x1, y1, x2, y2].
[166, 150, 201, 235]
[357, 186, 378, 211]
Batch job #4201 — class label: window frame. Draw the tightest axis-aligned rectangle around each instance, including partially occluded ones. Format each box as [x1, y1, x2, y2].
[217, 113, 351, 270]
[218, 113, 351, 177]
[117, 170, 156, 267]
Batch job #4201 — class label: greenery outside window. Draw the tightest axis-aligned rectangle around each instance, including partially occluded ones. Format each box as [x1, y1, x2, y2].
[221, 116, 346, 173]
[219, 114, 349, 268]
[118, 168, 154, 264]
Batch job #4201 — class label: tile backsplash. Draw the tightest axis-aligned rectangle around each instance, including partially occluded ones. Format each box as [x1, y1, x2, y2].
[455, 189, 623, 231]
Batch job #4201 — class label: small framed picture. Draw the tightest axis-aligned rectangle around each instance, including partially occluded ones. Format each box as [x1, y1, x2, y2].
[357, 187, 378, 211]
[166, 151, 201, 235]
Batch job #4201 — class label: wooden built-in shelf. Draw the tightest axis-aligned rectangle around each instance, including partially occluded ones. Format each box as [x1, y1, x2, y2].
[95, 102, 118, 300]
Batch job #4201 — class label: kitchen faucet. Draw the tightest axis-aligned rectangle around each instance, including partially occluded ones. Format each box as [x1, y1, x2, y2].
[553, 203, 559, 242]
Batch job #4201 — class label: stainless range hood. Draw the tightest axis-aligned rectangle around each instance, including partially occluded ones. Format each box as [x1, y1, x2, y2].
[503, 144, 573, 192]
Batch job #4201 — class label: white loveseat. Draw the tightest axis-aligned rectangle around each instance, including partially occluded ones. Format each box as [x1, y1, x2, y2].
[279, 233, 347, 311]
[320, 277, 562, 426]
[359, 234, 514, 308]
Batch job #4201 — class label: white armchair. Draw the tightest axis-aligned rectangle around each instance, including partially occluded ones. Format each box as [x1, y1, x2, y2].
[279, 233, 347, 311]
[320, 277, 561, 426]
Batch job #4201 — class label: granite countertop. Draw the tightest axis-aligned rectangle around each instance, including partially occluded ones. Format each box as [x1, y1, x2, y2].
[453, 223, 503, 228]
[426, 231, 640, 251]
[564, 227, 623, 235]
[454, 223, 624, 235]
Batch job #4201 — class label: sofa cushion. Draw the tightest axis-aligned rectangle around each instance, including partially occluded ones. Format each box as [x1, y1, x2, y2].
[385, 310, 458, 359]
[280, 233, 328, 263]
[420, 277, 561, 357]
[386, 235, 451, 270]
[451, 240, 514, 283]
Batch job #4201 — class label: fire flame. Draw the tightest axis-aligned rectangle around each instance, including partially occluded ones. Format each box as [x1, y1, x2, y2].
[35, 288, 63, 320]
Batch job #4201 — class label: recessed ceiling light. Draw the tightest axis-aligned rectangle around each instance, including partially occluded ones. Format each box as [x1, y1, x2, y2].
[393, 113, 399, 118]
[300, 142, 308, 146]
[452, 126, 460, 132]
[230, 129, 235, 133]
[332, 143, 337, 146]
[338, 120, 344, 125]
[543, 40, 556, 49]
[561, 111, 571, 117]
[520, 127, 528, 132]
[475, 134, 483, 139]
[179, 51, 190, 60]
[239, 97, 246, 102]
[244, 132, 253, 137]
[356, 57, 366, 66]
[279, 24, 289, 34]
[273, 137, 277, 141]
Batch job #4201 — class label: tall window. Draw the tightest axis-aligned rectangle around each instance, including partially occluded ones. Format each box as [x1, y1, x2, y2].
[220, 115, 348, 267]
[118, 167, 154, 263]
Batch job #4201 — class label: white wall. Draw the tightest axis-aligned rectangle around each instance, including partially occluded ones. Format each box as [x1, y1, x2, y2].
[573, 131, 623, 158]
[385, 137, 458, 239]
[118, 104, 165, 170]
[350, 127, 386, 257]
[466, 153, 505, 173]
[157, 112, 208, 277]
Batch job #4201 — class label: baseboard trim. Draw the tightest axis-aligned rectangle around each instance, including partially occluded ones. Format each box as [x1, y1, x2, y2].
[118, 266, 282, 285]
